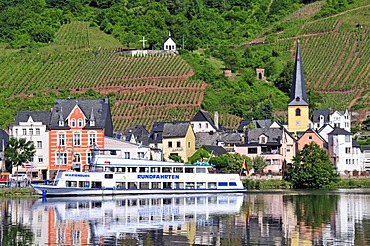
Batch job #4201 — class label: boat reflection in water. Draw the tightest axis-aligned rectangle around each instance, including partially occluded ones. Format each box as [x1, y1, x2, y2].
[33, 193, 243, 245]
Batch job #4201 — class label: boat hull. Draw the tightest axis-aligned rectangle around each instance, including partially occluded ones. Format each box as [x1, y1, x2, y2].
[31, 184, 246, 197]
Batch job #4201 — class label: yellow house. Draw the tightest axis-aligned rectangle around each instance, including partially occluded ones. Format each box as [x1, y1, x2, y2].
[161, 122, 195, 162]
[288, 40, 310, 134]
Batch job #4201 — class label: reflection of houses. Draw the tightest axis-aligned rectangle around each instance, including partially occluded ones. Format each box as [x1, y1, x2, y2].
[8, 111, 50, 180]
[48, 97, 113, 179]
[0, 129, 9, 170]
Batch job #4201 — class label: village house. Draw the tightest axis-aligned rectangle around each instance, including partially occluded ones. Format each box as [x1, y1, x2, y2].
[296, 128, 327, 151]
[114, 125, 149, 146]
[162, 32, 177, 53]
[191, 110, 219, 133]
[104, 137, 154, 160]
[8, 111, 50, 180]
[48, 97, 113, 179]
[313, 109, 351, 132]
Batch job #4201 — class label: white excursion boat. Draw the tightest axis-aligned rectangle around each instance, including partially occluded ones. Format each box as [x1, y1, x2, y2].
[31, 148, 246, 197]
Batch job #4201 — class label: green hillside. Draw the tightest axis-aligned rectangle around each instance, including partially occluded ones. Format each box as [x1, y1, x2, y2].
[0, 0, 368, 132]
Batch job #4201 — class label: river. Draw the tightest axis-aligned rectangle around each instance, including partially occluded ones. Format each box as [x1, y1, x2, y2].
[0, 189, 370, 245]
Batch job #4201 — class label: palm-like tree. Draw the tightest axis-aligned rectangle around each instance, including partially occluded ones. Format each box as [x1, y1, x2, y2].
[4, 138, 36, 175]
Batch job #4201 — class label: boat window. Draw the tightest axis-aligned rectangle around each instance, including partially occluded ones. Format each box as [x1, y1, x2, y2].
[196, 182, 206, 189]
[139, 182, 149, 189]
[66, 181, 77, 187]
[152, 182, 161, 189]
[174, 182, 184, 189]
[116, 182, 126, 189]
[197, 197, 206, 205]
[78, 181, 90, 188]
[139, 199, 150, 206]
[150, 167, 160, 173]
[116, 167, 125, 173]
[185, 167, 194, 173]
[91, 181, 102, 188]
[127, 167, 137, 173]
[105, 174, 113, 179]
[173, 167, 183, 173]
[151, 198, 161, 205]
[185, 182, 195, 189]
[105, 167, 113, 172]
[218, 182, 228, 186]
[162, 167, 172, 173]
[95, 167, 104, 172]
[196, 168, 206, 173]
[185, 197, 196, 205]
[128, 182, 137, 189]
[91, 201, 102, 208]
[163, 182, 172, 189]
[229, 182, 237, 186]
[208, 182, 217, 189]
[139, 167, 149, 173]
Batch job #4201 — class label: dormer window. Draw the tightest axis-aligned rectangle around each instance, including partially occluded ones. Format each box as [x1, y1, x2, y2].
[260, 136, 267, 144]
[78, 119, 83, 127]
[58, 119, 64, 127]
[90, 119, 95, 127]
[71, 119, 76, 127]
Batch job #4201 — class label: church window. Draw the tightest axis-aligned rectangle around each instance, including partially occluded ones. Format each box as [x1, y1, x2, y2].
[295, 108, 301, 116]
[296, 97, 300, 102]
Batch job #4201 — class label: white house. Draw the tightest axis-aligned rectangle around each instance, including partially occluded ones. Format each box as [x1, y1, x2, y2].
[105, 137, 161, 161]
[313, 109, 351, 132]
[328, 127, 364, 175]
[162, 32, 176, 52]
[8, 111, 50, 181]
[191, 110, 218, 134]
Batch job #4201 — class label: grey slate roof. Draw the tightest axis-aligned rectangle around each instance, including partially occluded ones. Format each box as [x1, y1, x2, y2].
[122, 125, 149, 146]
[352, 140, 361, 148]
[313, 110, 331, 123]
[49, 97, 113, 137]
[148, 122, 165, 144]
[328, 127, 352, 136]
[237, 119, 272, 132]
[203, 145, 227, 156]
[245, 128, 283, 144]
[195, 132, 242, 149]
[15, 111, 50, 125]
[0, 129, 9, 150]
[163, 122, 190, 138]
[288, 40, 309, 106]
[191, 110, 218, 130]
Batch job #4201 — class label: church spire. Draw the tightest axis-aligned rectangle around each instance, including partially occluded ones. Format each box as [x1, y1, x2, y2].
[288, 40, 309, 106]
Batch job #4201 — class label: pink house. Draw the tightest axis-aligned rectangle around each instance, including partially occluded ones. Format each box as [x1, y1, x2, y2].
[297, 128, 327, 151]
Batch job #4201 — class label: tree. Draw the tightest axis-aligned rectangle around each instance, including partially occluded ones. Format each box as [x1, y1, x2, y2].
[4, 138, 36, 174]
[286, 142, 338, 189]
[274, 61, 294, 95]
[210, 153, 252, 172]
[188, 145, 211, 164]
[168, 153, 184, 163]
[252, 156, 268, 174]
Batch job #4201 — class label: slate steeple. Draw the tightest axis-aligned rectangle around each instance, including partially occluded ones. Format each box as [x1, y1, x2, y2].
[288, 40, 309, 106]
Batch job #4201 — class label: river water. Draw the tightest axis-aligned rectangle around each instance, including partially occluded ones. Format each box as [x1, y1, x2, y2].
[1, 189, 370, 246]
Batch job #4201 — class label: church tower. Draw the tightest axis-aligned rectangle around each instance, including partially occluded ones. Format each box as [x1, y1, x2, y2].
[288, 40, 309, 134]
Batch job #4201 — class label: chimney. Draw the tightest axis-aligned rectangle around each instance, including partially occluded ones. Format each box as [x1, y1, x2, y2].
[214, 111, 219, 130]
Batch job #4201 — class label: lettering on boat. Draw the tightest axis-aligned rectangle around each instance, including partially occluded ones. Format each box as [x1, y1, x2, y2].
[137, 174, 180, 179]
[64, 173, 90, 178]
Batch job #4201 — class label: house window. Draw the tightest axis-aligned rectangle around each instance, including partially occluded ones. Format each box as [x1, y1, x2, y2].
[188, 142, 190, 148]
[345, 135, 351, 142]
[260, 137, 266, 144]
[71, 119, 76, 127]
[87, 152, 92, 164]
[56, 152, 67, 165]
[78, 119, 83, 127]
[308, 136, 313, 140]
[38, 156, 43, 163]
[168, 141, 173, 148]
[36, 128, 40, 135]
[198, 123, 201, 128]
[73, 153, 81, 163]
[124, 152, 130, 159]
[286, 145, 291, 152]
[248, 148, 257, 154]
[15, 129, 18, 135]
[29, 128, 33, 135]
[295, 108, 301, 116]
[73, 133, 81, 146]
[205, 123, 209, 129]
[138, 152, 144, 159]
[88, 133, 96, 146]
[191, 123, 194, 128]
[58, 133, 66, 146]
[177, 141, 181, 148]
[37, 141, 42, 149]
[23, 129, 27, 135]
[345, 147, 351, 154]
